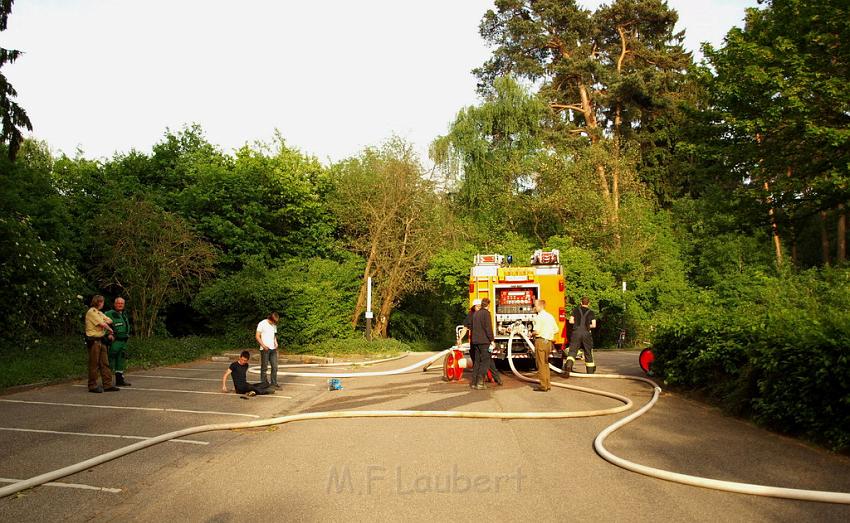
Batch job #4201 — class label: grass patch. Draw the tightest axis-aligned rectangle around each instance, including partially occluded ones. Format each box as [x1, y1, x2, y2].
[287, 337, 410, 357]
[406, 339, 449, 352]
[0, 336, 233, 390]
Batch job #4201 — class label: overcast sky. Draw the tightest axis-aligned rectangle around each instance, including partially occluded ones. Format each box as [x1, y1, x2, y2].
[3, 0, 759, 164]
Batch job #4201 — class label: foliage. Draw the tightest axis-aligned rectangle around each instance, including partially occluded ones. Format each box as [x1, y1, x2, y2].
[698, 0, 850, 265]
[193, 256, 363, 348]
[331, 137, 449, 337]
[432, 76, 545, 232]
[652, 268, 850, 451]
[92, 199, 217, 337]
[475, 0, 693, 242]
[0, 216, 85, 342]
[174, 132, 336, 270]
[0, 0, 32, 161]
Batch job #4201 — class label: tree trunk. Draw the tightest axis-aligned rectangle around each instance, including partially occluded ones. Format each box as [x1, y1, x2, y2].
[790, 224, 798, 267]
[764, 181, 783, 265]
[374, 219, 413, 338]
[612, 105, 622, 250]
[375, 289, 395, 338]
[820, 210, 831, 267]
[577, 83, 598, 141]
[838, 203, 847, 263]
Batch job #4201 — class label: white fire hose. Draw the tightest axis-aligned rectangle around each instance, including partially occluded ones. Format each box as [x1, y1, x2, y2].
[506, 327, 850, 504]
[1, 332, 848, 504]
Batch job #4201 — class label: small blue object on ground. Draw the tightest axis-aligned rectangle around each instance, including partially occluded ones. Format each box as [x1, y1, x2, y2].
[327, 378, 343, 391]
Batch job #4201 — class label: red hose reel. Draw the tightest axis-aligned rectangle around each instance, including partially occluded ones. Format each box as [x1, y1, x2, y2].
[443, 349, 495, 382]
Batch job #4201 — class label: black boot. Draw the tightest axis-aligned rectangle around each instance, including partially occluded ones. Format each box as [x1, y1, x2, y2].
[115, 373, 131, 386]
[564, 359, 574, 376]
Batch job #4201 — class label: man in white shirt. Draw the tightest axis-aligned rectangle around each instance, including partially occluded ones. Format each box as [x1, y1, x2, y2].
[531, 299, 558, 392]
[256, 312, 280, 388]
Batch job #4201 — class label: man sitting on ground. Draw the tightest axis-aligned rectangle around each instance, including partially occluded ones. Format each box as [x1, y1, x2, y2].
[221, 351, 275, 396]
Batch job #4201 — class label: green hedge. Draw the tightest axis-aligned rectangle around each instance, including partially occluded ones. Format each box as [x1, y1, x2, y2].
[652, 268, 850, 451]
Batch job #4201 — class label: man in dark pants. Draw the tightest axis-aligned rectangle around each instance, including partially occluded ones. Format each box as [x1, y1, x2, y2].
[470, 298, 495, 390]
[565, 296, 597, 375]
[105, 297, 131, 386]
[221, 351, 275, 396]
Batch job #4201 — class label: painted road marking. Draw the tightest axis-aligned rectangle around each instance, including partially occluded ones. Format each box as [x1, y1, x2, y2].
[0, 477, 121, 493]
[0, 399, 260, 418]
[131, 374, 316, 386]
[0, 427, 208, 445]
[71, 385, 293, 399]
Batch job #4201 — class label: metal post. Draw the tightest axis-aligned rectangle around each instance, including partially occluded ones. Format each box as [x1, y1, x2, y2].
[620, 281, 627, 348]
[365, 276, 373, 341]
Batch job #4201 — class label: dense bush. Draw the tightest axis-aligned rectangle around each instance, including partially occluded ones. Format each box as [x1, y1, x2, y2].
[193, 256, 363, 348]
[652, 268, 850, 451]
[0, 216, 86, 343]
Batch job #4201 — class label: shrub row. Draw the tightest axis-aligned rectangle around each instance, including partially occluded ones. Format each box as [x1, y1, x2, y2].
[652, 268, 850, 451]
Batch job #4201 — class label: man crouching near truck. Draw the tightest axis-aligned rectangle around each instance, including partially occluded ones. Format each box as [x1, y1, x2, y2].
[221, 351, 275, 396]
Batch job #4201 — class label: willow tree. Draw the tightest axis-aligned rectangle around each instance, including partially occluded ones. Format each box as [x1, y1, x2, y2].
[431, 76, 544, 235]
[0, 0, 32, 161]
[475, 0, 691, 247]
[332, 138, 448, 338]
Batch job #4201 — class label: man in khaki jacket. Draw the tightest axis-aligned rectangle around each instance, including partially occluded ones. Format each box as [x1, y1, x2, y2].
[85, 295, 119, 393]
[531, 299, 558, 392]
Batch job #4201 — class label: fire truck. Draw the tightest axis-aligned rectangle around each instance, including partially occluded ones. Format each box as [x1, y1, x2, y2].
[467, 249, 567, 368]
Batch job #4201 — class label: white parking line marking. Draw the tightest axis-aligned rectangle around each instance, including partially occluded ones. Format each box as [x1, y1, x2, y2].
[0, 477, 121, 493]
[0, 399, 260, 418]
[0, 427, 208, 445]
[130, 374, 316, 386]
[70, 384, 293, 399]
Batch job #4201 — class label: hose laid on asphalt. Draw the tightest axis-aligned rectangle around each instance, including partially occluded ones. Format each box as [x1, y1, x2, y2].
[248, 350, 450, 379]
[0, 348, 631, 499]
[507, 328, 850, 504]
[2, 336, 848, 504]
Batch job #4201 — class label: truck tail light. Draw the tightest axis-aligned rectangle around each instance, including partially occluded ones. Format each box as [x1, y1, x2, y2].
[559, 307, 566, 321]
[559, 279, 564, 292]
[469, 282, 475, 294]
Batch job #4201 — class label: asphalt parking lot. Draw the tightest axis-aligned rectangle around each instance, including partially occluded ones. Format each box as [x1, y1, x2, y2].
[0, 351, 849, 522]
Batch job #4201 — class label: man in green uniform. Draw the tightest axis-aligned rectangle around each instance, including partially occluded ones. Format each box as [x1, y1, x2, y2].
[105, 297, 132, 386]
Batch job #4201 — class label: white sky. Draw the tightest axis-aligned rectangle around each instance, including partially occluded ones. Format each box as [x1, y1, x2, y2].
[3, 0, 758, 164]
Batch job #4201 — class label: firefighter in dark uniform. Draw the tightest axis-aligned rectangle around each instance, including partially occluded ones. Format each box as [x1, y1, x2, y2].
[105, 297, 131, 386]
[565, 296, 596, 375]
[470, 298, 496, 390]
[457, 299, 502, 387]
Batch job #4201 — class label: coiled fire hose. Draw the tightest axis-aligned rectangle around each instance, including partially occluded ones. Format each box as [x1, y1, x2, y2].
[1, 333, 849, 504]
